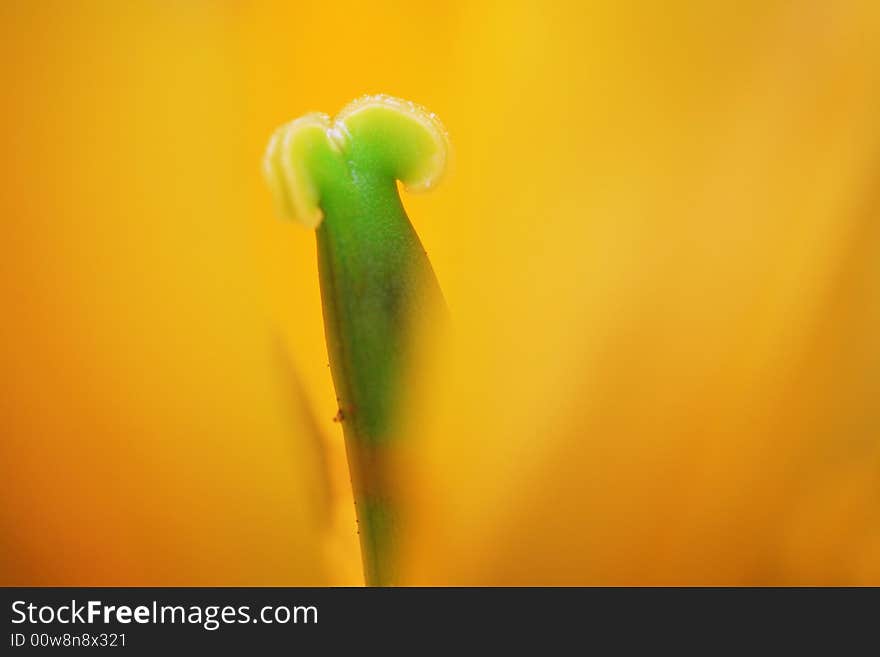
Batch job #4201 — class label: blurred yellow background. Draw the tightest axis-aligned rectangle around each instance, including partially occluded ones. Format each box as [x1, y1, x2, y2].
[2, 1, 878, 585]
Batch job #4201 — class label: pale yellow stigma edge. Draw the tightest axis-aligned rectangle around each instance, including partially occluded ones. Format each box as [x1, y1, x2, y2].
[262, 113, 331, 229]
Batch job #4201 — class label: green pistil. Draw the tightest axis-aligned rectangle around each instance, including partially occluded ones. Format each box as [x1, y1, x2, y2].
[263, 95, 448, 585]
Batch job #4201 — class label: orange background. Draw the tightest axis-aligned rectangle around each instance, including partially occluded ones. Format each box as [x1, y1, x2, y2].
[2, 1, 879, 585]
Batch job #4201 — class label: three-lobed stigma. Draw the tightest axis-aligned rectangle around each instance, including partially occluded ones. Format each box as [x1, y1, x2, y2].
[262, 94, 449, 229]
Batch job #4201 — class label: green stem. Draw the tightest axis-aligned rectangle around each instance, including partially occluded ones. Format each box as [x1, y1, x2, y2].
[263, 95, 448, 585]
